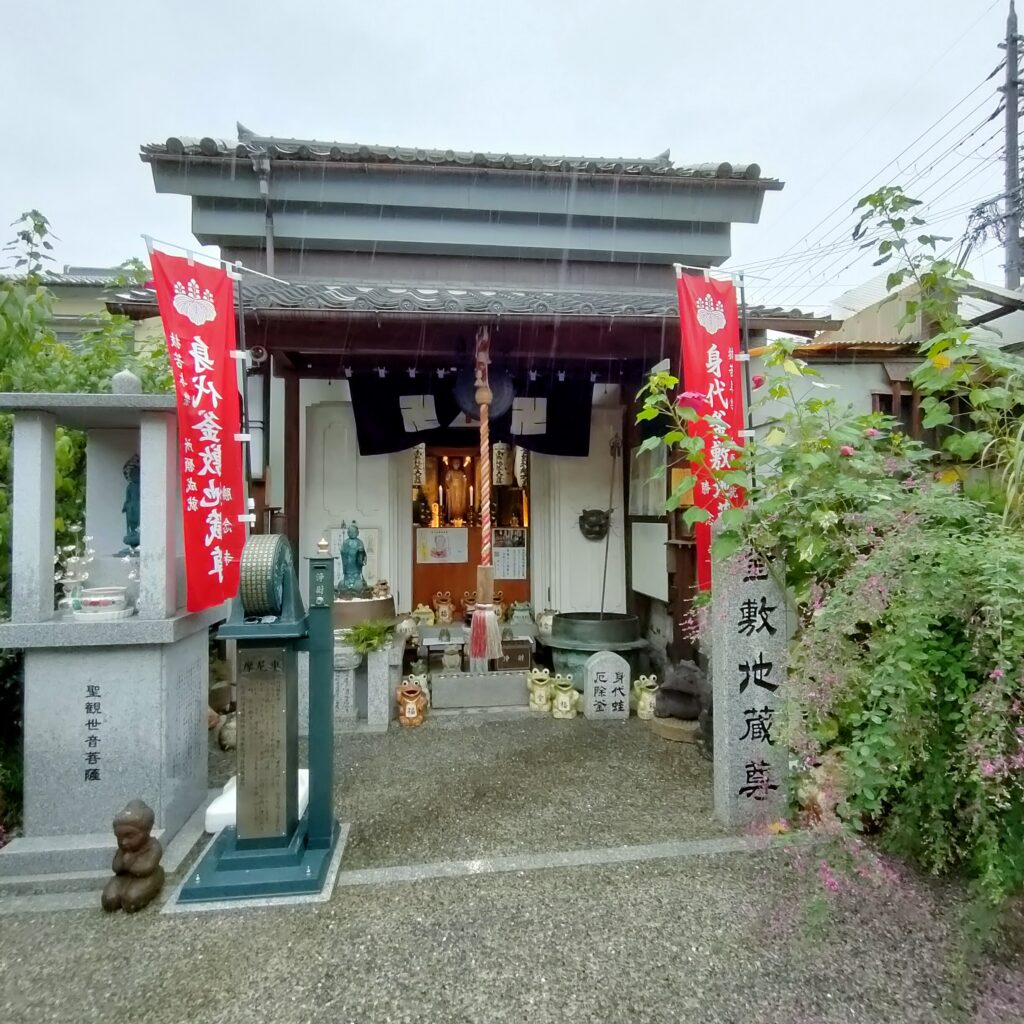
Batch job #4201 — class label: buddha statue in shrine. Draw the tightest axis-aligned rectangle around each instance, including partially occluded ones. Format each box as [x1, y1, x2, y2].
[336, 522, 371, 599]
[444, 457, 469, 524]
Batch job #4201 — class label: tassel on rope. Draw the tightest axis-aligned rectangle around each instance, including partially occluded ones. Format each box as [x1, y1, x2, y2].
[469, 328, 504, 662]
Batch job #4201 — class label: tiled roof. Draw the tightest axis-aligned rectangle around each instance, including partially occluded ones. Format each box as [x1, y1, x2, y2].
[0, 268, 122, 288]
[140, 125, 777, 186]
[110, 279, 833, 325]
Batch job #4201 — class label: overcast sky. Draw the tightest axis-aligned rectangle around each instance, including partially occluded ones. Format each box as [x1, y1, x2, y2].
[1, 0, 1011, 312]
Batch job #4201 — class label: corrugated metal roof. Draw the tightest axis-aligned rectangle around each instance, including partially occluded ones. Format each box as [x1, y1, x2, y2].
[140, 125, 779, 187]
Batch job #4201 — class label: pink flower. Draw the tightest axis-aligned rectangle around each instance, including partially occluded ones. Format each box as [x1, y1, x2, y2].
[990, 668, 1005, 680]
[752, 374, 766, 390]
[864, 427, 882, 438]
[981, 761, 997, 777]
[675, 391, 709, 413]
[818, 860, 841, 894]
[839, 445, 856, 457]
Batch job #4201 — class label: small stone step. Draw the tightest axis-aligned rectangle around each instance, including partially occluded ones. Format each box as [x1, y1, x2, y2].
[649, 717, 700, 743]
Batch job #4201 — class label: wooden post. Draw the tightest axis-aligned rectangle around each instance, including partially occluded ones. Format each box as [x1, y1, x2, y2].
[670, 538, 697, 663]
[283, 371, 300, 556]
[890, 379, 903, 428]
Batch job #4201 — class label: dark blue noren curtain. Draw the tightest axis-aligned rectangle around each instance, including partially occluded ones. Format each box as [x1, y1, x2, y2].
[349, 372, 592, 457]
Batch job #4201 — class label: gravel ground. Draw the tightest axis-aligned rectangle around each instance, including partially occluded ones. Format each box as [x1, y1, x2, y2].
[1, 850, 1014, 1024]
[335, 717, 728, 870]
[211, 716, 727, 870]
[3, 718, 1019, 1023]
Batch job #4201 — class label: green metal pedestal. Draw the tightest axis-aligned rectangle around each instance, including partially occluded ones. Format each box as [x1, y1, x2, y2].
[178, 538, 340, 904]
[178, 815, 340, 902]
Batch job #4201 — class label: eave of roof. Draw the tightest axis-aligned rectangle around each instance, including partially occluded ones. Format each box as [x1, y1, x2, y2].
[141, 131, 782, 189]
[107, 279, 835, 330]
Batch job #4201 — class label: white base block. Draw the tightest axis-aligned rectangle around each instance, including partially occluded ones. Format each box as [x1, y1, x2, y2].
[204, 770, 310, 833]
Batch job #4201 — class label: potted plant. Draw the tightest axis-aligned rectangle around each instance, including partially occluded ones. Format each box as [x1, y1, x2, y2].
[342, 619, 395, 655]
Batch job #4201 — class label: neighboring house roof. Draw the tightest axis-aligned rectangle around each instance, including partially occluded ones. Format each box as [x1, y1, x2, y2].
[0, 267, 121, 288]
[108, 279, 835, 330]
[141, 126, 778, 188]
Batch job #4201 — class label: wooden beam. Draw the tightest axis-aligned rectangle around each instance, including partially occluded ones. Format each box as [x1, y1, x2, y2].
[283, 371, 301, 555]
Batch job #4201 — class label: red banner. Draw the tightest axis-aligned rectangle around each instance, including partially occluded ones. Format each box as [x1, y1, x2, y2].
[150, 251, 246, 612]
[677, 273, 746, 591]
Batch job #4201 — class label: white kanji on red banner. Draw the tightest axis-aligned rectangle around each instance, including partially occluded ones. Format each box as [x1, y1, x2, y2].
[150, 251, 246, 612]
[677, 273, 747, 591]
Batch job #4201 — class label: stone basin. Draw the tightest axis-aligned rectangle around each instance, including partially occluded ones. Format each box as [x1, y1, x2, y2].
[331, 596, 396, 629]
[544, 612, 647, 686]
[549, 612, 641, 647]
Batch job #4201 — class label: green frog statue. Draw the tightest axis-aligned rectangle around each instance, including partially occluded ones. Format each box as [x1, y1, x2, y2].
[335, 521, 371, 599]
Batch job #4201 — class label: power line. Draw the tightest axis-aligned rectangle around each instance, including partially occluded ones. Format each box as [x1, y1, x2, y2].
[756, 70, 1003, 274]
[762, 121, 1005, 302]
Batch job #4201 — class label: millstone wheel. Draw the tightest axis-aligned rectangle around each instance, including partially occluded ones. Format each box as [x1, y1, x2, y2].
[238, 534, 291, 616]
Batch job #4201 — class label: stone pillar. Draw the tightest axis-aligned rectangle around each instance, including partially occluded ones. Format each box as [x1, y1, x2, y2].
[366, 646, 391, 730]
[333, 640, 360, 727]
[11, 411, 56, 623]
[711, 546, 791, 828]
[388, 640, 404, 690]
[137, 411, 177, 618]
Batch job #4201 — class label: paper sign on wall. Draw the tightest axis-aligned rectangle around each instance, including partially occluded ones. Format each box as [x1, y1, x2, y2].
[416, 528, 469, 564]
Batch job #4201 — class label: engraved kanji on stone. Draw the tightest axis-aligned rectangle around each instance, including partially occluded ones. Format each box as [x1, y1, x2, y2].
[737, 596, 778, 637]
[738, 760, 779, 800]
[739, 706, 776, 745]
[738, 654, 777, 694]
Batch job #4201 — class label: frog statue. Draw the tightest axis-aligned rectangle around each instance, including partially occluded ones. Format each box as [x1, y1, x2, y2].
[336, 522, 371, 599]
[528, 666, 553, 713]
[100, 799, 165, 914]
[551, 675, 581, 719]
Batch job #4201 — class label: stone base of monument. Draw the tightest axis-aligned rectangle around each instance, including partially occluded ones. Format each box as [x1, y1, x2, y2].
[0, 618, 216, 878]
[431, 670, 529, 709]
[204, 771, 311, 833]
[0, 788, 216, 895]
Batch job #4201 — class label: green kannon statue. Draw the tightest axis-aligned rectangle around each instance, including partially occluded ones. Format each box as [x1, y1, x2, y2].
[336, 522, 370, 599]
[122, 454, 140, 550]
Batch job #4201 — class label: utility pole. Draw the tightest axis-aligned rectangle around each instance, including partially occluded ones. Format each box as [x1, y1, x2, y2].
[1004, 0, 1021, 289]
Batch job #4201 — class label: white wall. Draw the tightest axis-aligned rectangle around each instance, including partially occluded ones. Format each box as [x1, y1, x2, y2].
[530, 404, 626, 614]
[302, 397, 414, 611]
[85, 429, 138, 557]
[750, 357, 891, 430]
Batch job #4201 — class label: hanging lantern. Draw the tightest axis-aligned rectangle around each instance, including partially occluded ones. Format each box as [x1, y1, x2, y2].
[514, 446, 528, 488]
[492, 442, 513, 486]
[412, 443, 426, 487]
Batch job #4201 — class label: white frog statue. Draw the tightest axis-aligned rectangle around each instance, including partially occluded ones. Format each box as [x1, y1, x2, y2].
[550, 675, 581, 719]
[411, 603, 435, 627]
[528, 667, 553, 713]
[634, 675, 659, 721]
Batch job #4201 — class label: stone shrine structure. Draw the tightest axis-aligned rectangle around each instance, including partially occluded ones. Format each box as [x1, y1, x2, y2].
[0, 391, 221, 878]
[710, 544, 790, 827]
